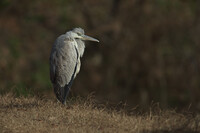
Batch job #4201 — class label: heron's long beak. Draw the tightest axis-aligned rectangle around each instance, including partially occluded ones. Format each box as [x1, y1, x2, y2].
[82, 35, 99, 42]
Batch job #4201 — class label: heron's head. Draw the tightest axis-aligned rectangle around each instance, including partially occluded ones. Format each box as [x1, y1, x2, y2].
[66, 28, 99, 42]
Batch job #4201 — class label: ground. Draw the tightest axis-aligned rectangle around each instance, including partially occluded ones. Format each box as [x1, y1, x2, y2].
[0, 94, 199, 133]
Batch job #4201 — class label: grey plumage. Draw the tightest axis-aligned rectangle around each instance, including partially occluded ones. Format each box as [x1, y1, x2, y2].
[50, 28, 99, 104]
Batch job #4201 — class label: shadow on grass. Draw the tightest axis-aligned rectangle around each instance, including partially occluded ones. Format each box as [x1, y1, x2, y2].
[0, 102, 42, 110]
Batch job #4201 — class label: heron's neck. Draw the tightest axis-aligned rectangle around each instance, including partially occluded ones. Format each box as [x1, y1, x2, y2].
[75, 39, 85, 57]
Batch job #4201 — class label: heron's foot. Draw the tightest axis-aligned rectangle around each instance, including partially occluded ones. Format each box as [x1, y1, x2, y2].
[56, 99, 60, 103]
[56, 99, 66, 105]
[63, 101, 66, 105]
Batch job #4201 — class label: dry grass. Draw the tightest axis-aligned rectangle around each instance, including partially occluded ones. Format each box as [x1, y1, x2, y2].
[0, 94, 199, 133]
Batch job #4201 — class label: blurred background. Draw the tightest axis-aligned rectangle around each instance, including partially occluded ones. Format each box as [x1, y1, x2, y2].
[0, 0, 200, 110]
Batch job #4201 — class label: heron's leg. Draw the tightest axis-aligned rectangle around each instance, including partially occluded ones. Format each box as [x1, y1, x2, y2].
[57, 99, 60, 103]
[62, 85, 70, 104]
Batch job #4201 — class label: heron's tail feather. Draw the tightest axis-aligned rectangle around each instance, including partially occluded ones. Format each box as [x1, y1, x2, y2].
[53, 84, 70, 104]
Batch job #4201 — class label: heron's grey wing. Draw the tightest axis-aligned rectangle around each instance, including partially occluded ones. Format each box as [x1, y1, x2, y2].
[50, 37, 78, 87]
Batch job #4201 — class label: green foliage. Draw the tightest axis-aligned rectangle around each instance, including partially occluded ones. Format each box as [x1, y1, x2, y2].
[7, 37, 21, 59]
[32, 62, 51, 91]
[0, 0, 10, 10]
[13, 84, 33, 97]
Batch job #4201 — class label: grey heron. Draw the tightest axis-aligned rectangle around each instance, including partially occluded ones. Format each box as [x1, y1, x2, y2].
[50, 28, 99, 104]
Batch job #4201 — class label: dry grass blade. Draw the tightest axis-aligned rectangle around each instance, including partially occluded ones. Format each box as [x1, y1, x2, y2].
[0, 94, 199, 133]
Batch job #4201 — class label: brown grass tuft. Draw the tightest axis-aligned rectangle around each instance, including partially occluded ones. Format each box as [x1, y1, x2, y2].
[0, 94, 199, 133]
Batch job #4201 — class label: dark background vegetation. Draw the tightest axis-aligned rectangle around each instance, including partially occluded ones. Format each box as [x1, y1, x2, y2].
[0, 0, 200, 110]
